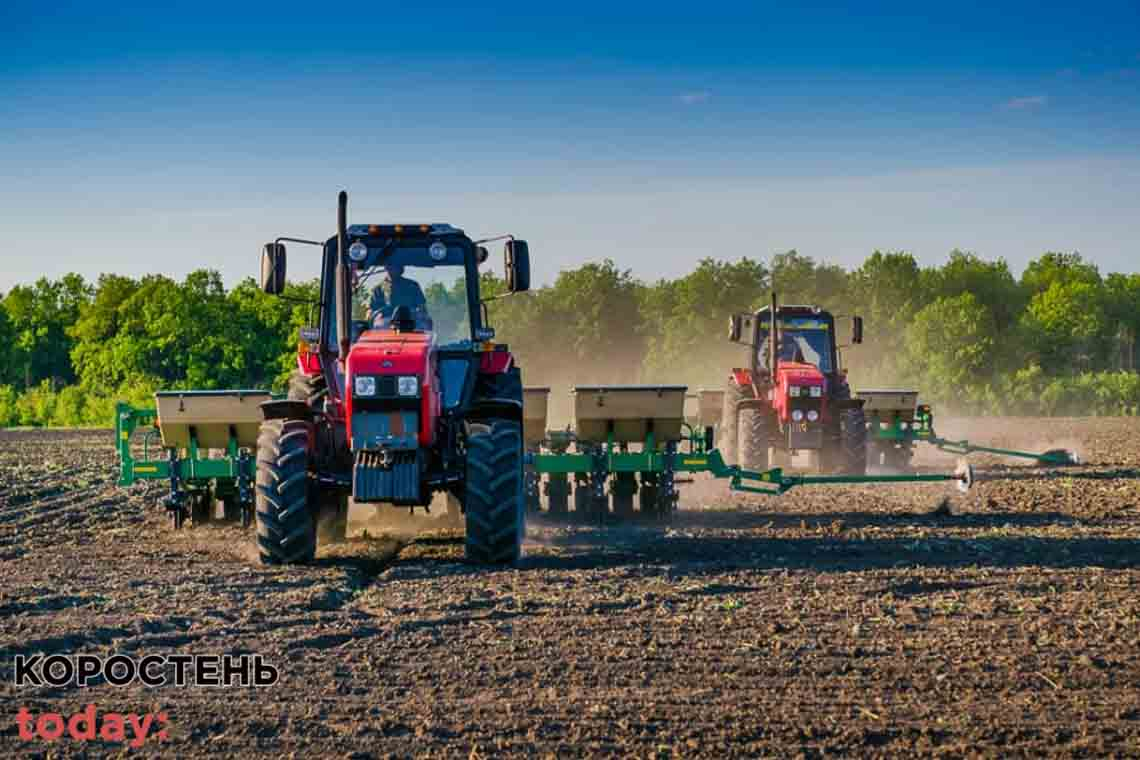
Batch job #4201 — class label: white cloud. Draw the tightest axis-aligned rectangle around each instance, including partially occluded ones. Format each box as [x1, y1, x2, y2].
[1004, 95, 1049, 110]
[677, 91, 711, 105]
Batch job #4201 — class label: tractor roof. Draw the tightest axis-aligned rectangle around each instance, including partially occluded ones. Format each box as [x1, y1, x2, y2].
[756, 304, 834, 317]
[346, 223, 467, 238]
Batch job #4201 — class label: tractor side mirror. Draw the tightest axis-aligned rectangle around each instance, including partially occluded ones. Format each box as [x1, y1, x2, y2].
[505, 239, 531, 293]
[261, 243, 286, 295]
[728, 314, 742, 342]
[852, 315, 864, 345]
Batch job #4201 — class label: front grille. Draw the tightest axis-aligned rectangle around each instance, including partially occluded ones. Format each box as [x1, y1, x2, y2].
[377, 375, 397, 397]
[353, 449, 421, 504]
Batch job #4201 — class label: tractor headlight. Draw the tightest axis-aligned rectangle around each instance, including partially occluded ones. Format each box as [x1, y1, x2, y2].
[807, 410, 819, 422]
[809, 385, 823, 398]
[354, 375, 377, 397]
[397, 375, 419, 397]
[789, 385, 803, 397]
[791, 409, 804, 422]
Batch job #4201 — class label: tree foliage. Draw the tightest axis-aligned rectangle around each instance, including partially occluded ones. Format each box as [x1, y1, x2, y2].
[2, 245, 1139, 427]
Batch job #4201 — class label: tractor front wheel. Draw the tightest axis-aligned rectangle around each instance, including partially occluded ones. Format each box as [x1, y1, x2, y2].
[737, 406, 771, 472]
[463, 419, 524, 564]
[255, 419, 317, 565]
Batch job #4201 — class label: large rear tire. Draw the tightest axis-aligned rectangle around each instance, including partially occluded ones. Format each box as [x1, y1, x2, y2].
[464, 419, 524, 564]
[255, 419, 317, 565]
[737, 406, 771, 471]
[720, 382, 749, 465]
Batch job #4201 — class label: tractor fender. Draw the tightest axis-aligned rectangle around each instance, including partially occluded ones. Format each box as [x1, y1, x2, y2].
[466, 397, 524, 424]
[260, 399, 314, 422]
[729, 368, 754, 388]
[468, 363, 524, 423]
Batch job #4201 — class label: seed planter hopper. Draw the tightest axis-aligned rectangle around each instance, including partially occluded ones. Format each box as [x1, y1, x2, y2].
[859, 389, 1080, 467]
[528, 385, 704, 519]
[115, 390, 273, 528]
[527, 384, 976, 520]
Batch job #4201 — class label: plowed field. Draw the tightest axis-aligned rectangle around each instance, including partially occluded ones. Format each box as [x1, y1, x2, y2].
[2, 419, 1139, 757]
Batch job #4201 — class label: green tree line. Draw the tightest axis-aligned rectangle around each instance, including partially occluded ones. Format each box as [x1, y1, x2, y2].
[2, 249, 1139, 427]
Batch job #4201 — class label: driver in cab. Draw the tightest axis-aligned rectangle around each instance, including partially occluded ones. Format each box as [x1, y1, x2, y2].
[759, 333, 808, 370]
[369, 263, 427, 327]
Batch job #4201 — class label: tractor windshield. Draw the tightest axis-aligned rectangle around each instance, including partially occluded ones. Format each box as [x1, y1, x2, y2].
[326, 239, 477, 351]
[350, 264, 471, 344]
[757, 325, 834, 373]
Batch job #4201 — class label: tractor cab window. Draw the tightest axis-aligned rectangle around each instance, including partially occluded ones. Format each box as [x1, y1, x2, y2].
[351, 265, 471, 344]
[756, 322, 834, 373]
[329, 241, 474, 350]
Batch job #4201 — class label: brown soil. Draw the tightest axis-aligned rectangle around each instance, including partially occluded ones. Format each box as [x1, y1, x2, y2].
[2, 419, 1140, 757]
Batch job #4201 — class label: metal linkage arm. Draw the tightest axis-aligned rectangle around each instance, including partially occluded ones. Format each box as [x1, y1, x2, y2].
[928, 437, 1079, 466]
[702, 449, 974, 495]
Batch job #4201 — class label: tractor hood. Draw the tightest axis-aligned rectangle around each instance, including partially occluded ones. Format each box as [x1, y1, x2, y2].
[776, 361, 826, 392]
[348, 329, 434, 377]
[344, 329, 438, 449]
[774, 361, 828, 426]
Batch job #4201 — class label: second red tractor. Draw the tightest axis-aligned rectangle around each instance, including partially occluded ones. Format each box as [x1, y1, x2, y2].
[720, 295, 868, 475]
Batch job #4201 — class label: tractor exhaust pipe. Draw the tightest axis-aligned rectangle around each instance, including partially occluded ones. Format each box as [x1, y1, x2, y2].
[336, 190, 350, 362]
[769, 291, 777, 378]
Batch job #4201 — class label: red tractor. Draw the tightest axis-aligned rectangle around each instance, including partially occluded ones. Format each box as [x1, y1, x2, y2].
[256, 191, 531, 565]
[720, 295, 867, 475]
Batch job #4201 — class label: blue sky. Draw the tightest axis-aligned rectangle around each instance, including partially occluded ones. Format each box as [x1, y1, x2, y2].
[1, 1, 1138, 290]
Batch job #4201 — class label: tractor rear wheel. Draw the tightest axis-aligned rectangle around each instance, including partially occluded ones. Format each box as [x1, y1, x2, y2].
[255, 419, 317, 565]
[737, 406, 771, 472]
[463, 419, 524, 564]
[720, 382, 749, 465]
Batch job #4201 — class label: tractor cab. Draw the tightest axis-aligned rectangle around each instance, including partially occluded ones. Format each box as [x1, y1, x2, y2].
[753, 309, 838, 376]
